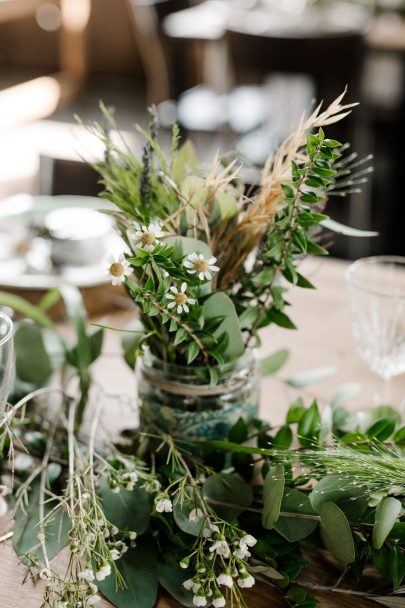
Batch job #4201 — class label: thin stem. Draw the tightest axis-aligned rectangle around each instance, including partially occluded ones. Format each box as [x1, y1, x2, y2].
[0, 387, 66, 430]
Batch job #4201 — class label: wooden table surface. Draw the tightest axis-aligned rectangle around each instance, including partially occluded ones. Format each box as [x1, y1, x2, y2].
[2, 256, 405, 607]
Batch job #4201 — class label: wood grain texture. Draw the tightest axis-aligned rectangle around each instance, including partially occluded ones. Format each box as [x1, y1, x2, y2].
[2, 257, 403, 607]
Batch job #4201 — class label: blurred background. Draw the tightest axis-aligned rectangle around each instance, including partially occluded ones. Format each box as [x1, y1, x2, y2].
[0, 0, 404, 302]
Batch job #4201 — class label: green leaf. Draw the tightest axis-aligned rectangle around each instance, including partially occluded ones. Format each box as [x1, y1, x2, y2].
[319, 502, 355, 565]
[13, 478, 69, 563]
[174, 327, 188, 347]
[260, 349, 289, 376]
[263, 309, 296, 330]
[100, 480, 152, 535]
[276, 489, 317, 542]
[262, 465, 285, 529]
[310, 474, 368, 520]
[373, 497, 402, 550]
[367, 417, 397, 442]
[159, 563, 194, 608]
[369, 596, 405, 608]
[286, 398, 305, 424]
[297, 402, 320, 447]
[239, 306, 259, 329]
[173, 494, 205, 536]
[166, 235, 212, 260]
[14, 322, 52, 385]
[97, 536, 158, 608]
[228, 417, 248, 443]
[330, 383, 361, 408]
[202, 293, 244, 360]
[121, 321, 145, 369]
[394, 426, 405, 446]
[187, 342, 199, 364]
[203, 473, 253, 520]
[0, 291, 54, 328]
[287, 366, 336, 388]
[320, 218, 378, 237]
[273, 426, 293, 449]
[215, 190, 238, 219]
[389, 545, 405, 591]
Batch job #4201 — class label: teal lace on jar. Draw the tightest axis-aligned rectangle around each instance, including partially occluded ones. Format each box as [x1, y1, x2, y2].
[136, 350, 260, 440]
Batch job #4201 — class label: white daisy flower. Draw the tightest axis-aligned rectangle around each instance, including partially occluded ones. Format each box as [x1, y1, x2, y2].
[134, 222, 164, 252]
[166, 282, 195, 314]
[106, 253, 131, 286]
[217, 572, 233, 589]
[240, 534, 257, 548]
[155, 494, 173, 513]
[237, 573, 255, 588]
[183, 252, 220, 281]
[189, 508, 204, 523]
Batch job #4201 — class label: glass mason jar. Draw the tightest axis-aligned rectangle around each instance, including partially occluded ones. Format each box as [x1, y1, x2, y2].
[136, 350, 260, 440]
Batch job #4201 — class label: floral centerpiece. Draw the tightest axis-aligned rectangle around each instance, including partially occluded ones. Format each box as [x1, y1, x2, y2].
[2, 92, 404, 608]
[90, 91, 368, 440]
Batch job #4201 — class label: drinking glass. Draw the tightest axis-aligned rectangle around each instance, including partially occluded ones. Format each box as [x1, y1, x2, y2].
[346, 256, 405, 404]
[0, 311, 14, 405]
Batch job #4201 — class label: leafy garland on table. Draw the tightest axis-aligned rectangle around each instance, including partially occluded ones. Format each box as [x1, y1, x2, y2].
[2, 91, 403, 608]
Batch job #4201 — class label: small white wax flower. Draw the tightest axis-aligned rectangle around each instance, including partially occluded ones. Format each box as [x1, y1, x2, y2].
[180, 557, 190, 569]
[217, 572, 233, 588]
[183, 578, 195, 591]
[193, 593, 207, 607]
[234, 546, 251, 560]
[189, 508, 204, 523]
[110, 525, 119, 536]
[110, 548, 121, 561]
[155, 494, 173, 513]
[122, 471, 138, 491]
[95, 563, 111, 581]
[184, 253, 220, 281]
[87, 595, 100, 606]
[56, 603, 68, 608]
[212, 593, 226, 608]
[39, 568, 52, 581]
[106, 254, 131, 286]
[128, 531, 137, 541]
[202, 523, 220, 538]
[166, 282, 196, 314]
[240, 534, 257, 548]
[237, 573, 255, 589]
[134, 222, 164, 252]
[0, 485, 10, 497]
[209, 540, 230, 558]
[78, 569, 95, 582]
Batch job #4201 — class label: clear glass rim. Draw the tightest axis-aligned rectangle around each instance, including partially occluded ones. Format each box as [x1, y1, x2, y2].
[0, 311, 13, 347]
[345, 255, 405, 299]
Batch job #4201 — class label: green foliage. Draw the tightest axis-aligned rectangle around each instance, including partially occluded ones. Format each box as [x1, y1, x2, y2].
[203, 473, 253, 519]
[373, 498, 402, 550]
[97, 536, 158, 608]
[262, 465, 285, 529]
[99, 480, 153, 535]
[319, 502, 355, 565]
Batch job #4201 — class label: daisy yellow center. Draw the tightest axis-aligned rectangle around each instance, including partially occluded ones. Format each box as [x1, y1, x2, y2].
[141, 231, 156, 246]
[174, 292, 187, 306]
[110, 262, 124, 277]
[194, 259, 209, 273]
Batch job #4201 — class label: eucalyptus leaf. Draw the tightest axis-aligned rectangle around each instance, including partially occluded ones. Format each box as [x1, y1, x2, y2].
[159, 562, 194, 608]
[173, 494, 205, 536]
[202, 293, 244, 360]
[13, 478, 69, 563]
[310, 474, 368, 520]
[287, 366, 336, 388]
[276, 489, 318, 542]
[122, 320, 145, 369]
[297, 401, 320, 447]
[203, 473, 253, 520]
[319, 502, 355, 565]
[368, 596, 405, 608]
[97, 536, 158, 608]
[320, 218, 378, 237]
[166, 235, 212, 260]
[262, 465, 285, 529]
[373, 497, 402, 550]
[260, 349, 289, 376]
[100, 479, 152, 535]
[14, 322, 52, 385]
